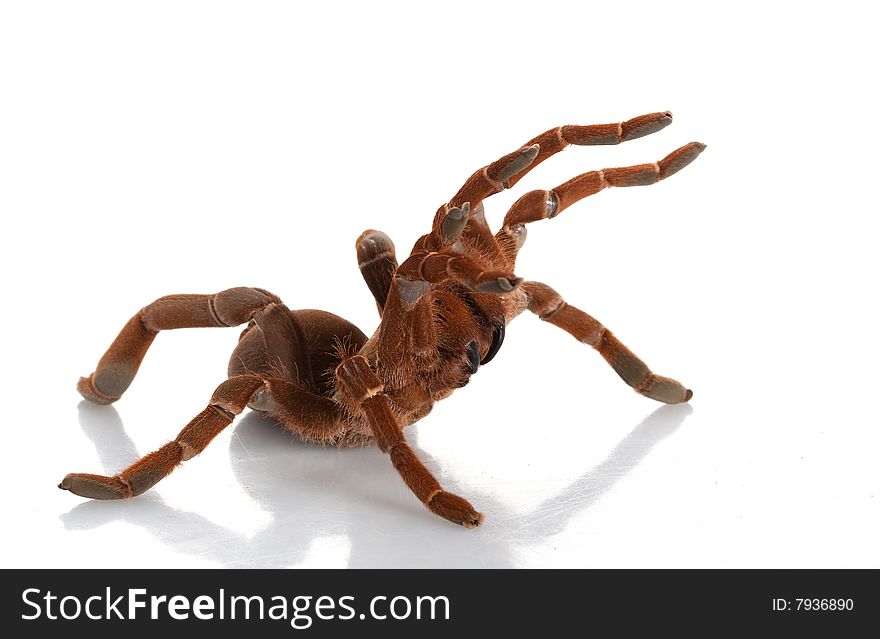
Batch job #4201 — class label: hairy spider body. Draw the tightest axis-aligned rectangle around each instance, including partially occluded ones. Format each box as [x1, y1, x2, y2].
[61, 111, 705, 527]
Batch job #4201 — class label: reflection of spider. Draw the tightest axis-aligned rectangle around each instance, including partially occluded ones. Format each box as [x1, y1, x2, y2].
[62, 404, 692, 567]
[60, 111, 705, 527]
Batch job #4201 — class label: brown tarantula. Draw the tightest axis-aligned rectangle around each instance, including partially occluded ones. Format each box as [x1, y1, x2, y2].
[60, 111, 705, 527]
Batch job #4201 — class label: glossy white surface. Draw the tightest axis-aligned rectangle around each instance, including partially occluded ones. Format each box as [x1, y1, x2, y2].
[2, 1, 878, 568]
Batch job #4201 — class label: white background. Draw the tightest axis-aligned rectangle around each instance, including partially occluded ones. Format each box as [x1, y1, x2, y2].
[2, 1, 878, 568]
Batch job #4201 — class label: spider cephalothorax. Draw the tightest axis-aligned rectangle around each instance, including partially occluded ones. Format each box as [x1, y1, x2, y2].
[60, 111, 705, 527]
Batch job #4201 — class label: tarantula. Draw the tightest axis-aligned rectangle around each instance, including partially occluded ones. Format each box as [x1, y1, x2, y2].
[60, 111, 705, 527]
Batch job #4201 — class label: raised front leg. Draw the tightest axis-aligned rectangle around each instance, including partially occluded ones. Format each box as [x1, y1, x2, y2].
[523, 281, 692, 404]
[448, 111, 676, 210]
[78, 287, 282, 404]
[334, 354, 483, 527]
[495, 142, 705, 261]
[414, 111, 698, 263]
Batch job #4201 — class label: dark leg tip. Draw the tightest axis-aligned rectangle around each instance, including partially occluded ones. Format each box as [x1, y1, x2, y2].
[473, 275, 522, 295]
[446, 206, 465, 221]
[427, 491, 484, 528]
[463, 511, 485, 529]
[496, 276, 523, 293]
[621, 111, 675, 141]
[441, 205, 470, 243]
[77, 375, 119, 405]
[522, 143, 540, 161]
[658, 142, 707, 180]
[59, 473, 130, 499]
[356, 229, 396, 265]
[495, 145, 541, 182]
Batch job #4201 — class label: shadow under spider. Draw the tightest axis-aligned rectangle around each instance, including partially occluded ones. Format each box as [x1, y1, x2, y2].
[60, 401, 692, 568]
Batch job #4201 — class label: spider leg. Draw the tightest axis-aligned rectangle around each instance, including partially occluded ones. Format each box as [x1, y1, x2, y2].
[449, 111, 675, 211]
[248, 378, 350, 444]
[335, 354, 483, 527]
[522, 281, 692, 404]
[59, 374, 265, 498]
[78, 287, 288, 404]
[356, 229, 398, 315]
[495, 142, 705, 261]
[418, 112, 685, 259]
[61, 367, 357, 498]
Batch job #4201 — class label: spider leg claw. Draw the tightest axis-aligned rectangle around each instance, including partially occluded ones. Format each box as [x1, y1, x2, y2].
[658, 141, 706, 179]
[495, 144, 540, 184]
[637, 375, 693, 404]
[58, 473, 131, 499]
[465, 340, 481, 374]
[76, 374, 120, 405]
[619, 110, 673, 142]
[441, 202, 470, 242]
[427, 490, 484, 528]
